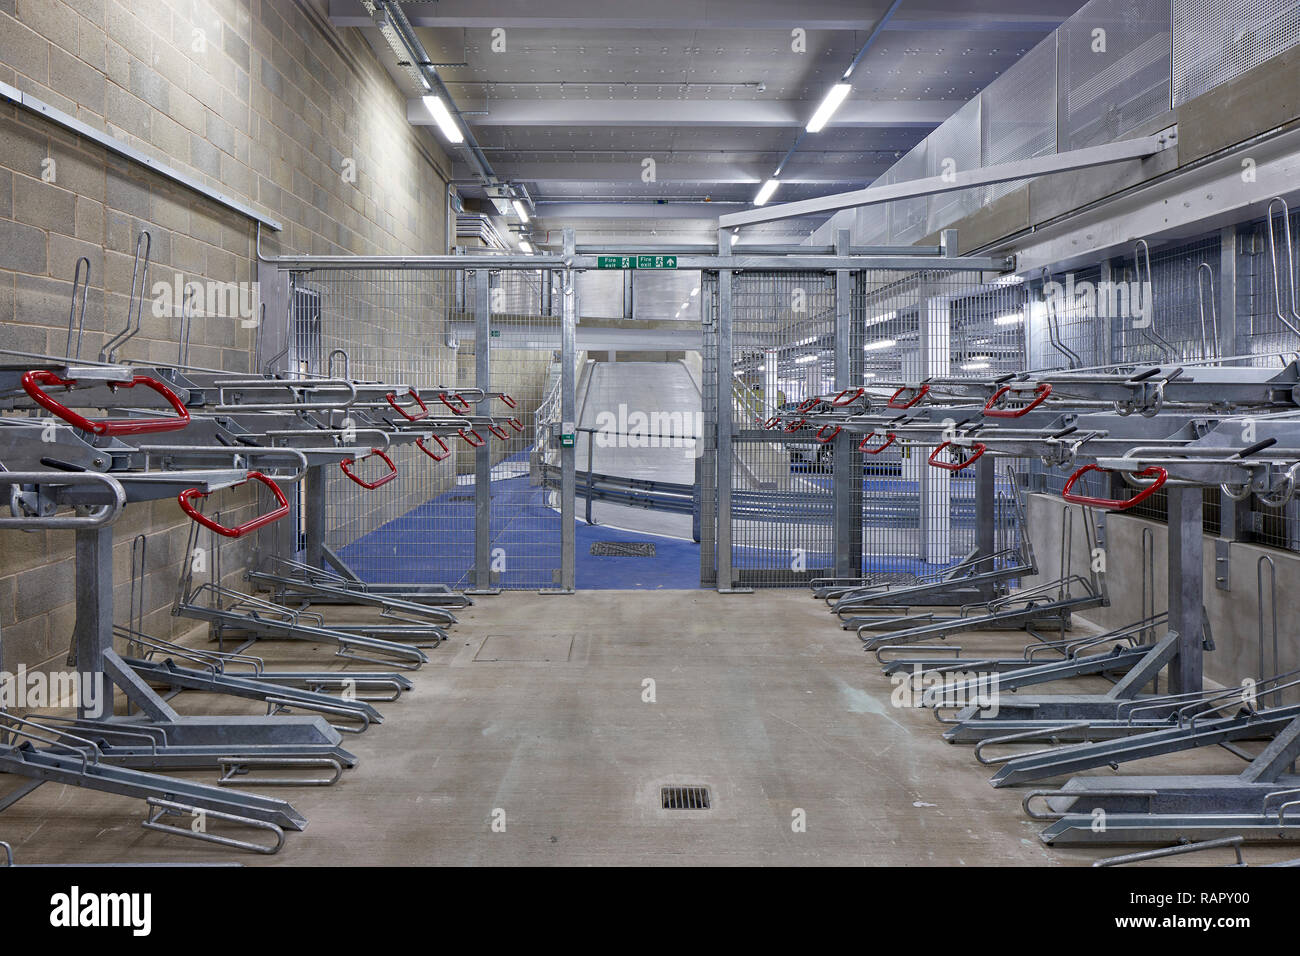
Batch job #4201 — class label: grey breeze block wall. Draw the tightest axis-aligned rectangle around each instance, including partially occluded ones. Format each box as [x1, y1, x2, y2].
[1022, 495, 1300, 694]
[0, 0, 453, 679]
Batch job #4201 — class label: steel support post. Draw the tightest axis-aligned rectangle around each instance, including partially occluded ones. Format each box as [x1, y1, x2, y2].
[974, 453, 996, 586]
[73, 525, 114, 718]
[304, 464, 326, 570]
[473, 268, 493, 592]
[1217, 225, 1251, 542]
[560, 245, 577, 592]
[832, 230, 862, 578]
[715, 228, 738, 591]
[1167, 485, 1205, 695]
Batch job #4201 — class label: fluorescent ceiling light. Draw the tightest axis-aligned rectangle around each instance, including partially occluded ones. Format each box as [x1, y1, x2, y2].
[690, 288, 700, 297]
[794, 354, 820, 365]
[994, 313, 1024, 326]
[961, 361, 991, 371]
[806, 83, 852, 133]
[863, 338, 896, 351]
[518, 240, 533, 254]
[422, 95, 464, 143]
[754, 179, 780, 206]
[861, 373, 877, 379]
[865, 309, 897, 328]
[512, 200, 530, 222]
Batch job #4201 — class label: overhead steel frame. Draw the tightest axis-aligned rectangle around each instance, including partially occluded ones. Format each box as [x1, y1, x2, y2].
[257, 228, 582, 595]
[699, 232, 1012, 591]
[718, 128, 1179, 230]
[260, 226, 1011, 594]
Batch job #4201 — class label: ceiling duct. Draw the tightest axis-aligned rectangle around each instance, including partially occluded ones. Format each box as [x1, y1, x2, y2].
[363, 0, 496, 184]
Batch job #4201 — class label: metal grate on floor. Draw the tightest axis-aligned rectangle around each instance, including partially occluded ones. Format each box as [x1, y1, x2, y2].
[661, 785, 711, 810]
[591, 541, 656, 557]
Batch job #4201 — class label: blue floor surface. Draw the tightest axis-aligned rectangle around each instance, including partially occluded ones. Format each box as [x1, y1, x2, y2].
[339, 455, 965, 590]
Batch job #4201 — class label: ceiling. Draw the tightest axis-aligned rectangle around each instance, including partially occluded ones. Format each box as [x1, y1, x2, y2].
[330, 0, 1089, 249]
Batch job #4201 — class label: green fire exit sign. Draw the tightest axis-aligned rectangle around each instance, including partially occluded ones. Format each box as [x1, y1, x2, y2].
[596, 255, 678, 270]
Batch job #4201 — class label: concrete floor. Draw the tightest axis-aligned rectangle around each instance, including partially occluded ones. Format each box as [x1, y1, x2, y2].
[2, 590, 1294, 866]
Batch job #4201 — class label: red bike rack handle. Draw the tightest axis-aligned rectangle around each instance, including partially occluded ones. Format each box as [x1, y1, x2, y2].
[784, 418, 807, 434]
[23, 369, 190, 436]
[499, 393, 518, 409]
[831, 387, 865, 406]
[764, 416, 782, 429]
[815, 424, 841, 443]
[385, 388, 428, 422]
[983, 382, 1052, 419]
[797, 397, 822, 413]
[1061, 464, 1168, 510]
[858, 431, 897, 455]
[340, 449, 398, 489]
[486, 422, 510, 440]
[177, 471, 289, 539]
[439, 392, 471, 415]
[887, 384, 930, 410]
[459, 427, 485, 448]
[928, 440, 987, 472]
[508, 417, 525, 432]
[416, 435, 450, 462]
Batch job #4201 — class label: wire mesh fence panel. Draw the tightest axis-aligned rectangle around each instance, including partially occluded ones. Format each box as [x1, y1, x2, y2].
[1238, 204, 1300, 362]
[1106, 236, 1223, 367]
[466, 272, 564, 590]
[287, 268, 464, 587]
[859, 271, 1028, 575]
[700, 272, 719, 587]
[1236, 207, 1300, 551]
[728, 270, 837, 587]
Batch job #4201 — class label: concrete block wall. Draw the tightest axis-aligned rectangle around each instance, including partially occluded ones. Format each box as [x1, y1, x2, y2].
[1022, 493, 1300, 693]
[0, 0, 451, 679]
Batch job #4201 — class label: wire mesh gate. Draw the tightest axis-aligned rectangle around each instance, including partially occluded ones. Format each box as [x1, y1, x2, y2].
[701, 265, 1027, 589]
[267, 262, 576, 592]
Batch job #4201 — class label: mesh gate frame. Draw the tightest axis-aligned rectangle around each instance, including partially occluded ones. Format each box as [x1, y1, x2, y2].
[259, 259, 578, 594]
[701, 260, 1025, 590]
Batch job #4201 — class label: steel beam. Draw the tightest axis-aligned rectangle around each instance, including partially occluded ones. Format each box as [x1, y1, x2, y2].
[334, 0, 1066, 30]
[1167, 486, 1205, 695]
[418, 99, 955, 129]
[473, 268, 493, 591]
[720, 129, 1178, 228]
[832, 230, 860, 579]
[716, 230, 735, 591]
[0, 80, 282, 231]
[560, 247, 577, 592]
[459, 159, 894, 186]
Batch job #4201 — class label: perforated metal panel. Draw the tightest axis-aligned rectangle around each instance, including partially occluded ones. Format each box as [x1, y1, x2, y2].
[982, 34, 1059, 205]
[853, 203, 892, 247]
[1057, 0, 1173, 151]
[927, 97, 984, 235]
[1173, 0, 1300, 107]
[888, 142, 931, 246]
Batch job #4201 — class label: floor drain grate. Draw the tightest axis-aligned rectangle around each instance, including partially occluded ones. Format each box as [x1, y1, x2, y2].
[591, 541, 656, 557]
[661, 785, 711, 810]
